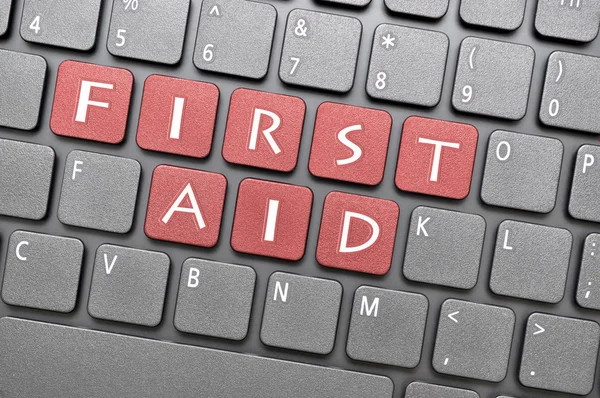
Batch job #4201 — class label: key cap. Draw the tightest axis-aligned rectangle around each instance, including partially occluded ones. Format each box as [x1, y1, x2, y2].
[0, 49, 46, 130]
[174, 258, 256, 340]
[280, 9, 362, 93]
[261, 272, 342, 354]
[346, 286, 428, 367]
[58, 150, 141, 233]
[0, 0, 11, 36]
[535, 0, 600, 42]
[194, 0, 276, 79]
[0, 139, 54, 220]
[452, 37, 534, 120]
[570, 145, 600, 221]
[20, 0, 101, 50]
[460, 0, 526, 31]
[491, 220, 572, 303]
[403, 207, 485, 289]
[1, 231, 83, 312]
[577, 234, 600, 309]
[520, 313, 599, 395]
[320, 0, 371, 5]
[88, 245, 169, 327]
[433, 299, 514, 382]
[385, 0, 449, 19]
[367, 24, 448, 107]
[481, 130, 563, 213]
[0, 317, 393, 398]
[405, 382, 480, 398]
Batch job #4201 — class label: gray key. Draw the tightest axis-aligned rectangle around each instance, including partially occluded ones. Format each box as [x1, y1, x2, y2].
[452, 37, 534, 120]
[0, 317, 393, 398]
[576, 234, 600, 309]
[405, 382, 480, 398]
[1, 231, 83, 312]
[481, 130, 563, 213]
[174, 258, 256, 340]
[320, 0, 370, 5]
[194, 0, 276, 79]
[280, 9, 361, 93]
[88, 245, 169, 327]
[58, 150, 141, 233]
[107, 0, 189, 65]
[433, 299, 515, 382]
[570, 145, 600, 221]
[366, 24, 448, 107]
[460, 0, 526, 31]
[384, 0, 449, 18]
[403, 206, 485, 289]
[490, 220, 572, 303]
[535, 0, 600, 42]
[346, 286, 428, 367]
[0, 0, 11, 36]
[0, 139, 54, 220]
[0, 49, 46, 130]
[520, 313, 600, 395]
[20, 0, 102, 50]
[540, 52, 600, 134]
[261, 272, 342, 354]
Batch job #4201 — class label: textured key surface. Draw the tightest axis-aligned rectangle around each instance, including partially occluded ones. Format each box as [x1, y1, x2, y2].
[0, 0, 10, 35]
[405, 382, 480, 398]
[481, 131, 563, 213]
[366, 24, 448, 106]
[320, 0, 370, 5]
[535, 0, 600, 42]
[20, 0, 101, 50]
[0, 317, 394, 398]
[1, 231, 83, 312]
[570, 145, 600, 221]
[107, 0, 189, 64]
[460, 0, 526, 30]
[384, 0, 449, 18]
[280, 9, 361, 93]
[452, 37, 534, 120]
[403, 207, 485, 289]
[520, 313, 600, 395]
[174, 258, 256, 340]
[433, 300, 515, 382]
[577, 234, 600, 309]
[58, 151, 141, 233]
[194, 0, 276, 79]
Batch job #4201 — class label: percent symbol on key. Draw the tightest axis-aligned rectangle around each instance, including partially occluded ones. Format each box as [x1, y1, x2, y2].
[123, 0, 139, 11]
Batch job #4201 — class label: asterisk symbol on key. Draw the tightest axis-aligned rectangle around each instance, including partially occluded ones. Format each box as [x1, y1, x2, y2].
[381, 34, 396, 50]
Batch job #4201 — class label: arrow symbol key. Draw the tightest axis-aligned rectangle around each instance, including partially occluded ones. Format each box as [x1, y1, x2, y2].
[448, 311, 459, 323]
[533, 323, 545, 335]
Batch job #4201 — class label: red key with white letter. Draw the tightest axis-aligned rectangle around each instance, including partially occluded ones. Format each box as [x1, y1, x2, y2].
[50, 60, 133, 144]
[316, 192, 399, 275]
[231, 178, 313, 261]
[395, 116, 478, 199]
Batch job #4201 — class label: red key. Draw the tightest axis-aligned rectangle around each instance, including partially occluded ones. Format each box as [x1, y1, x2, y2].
[222, 88, 305, 172]
[136, 75, 219, 158]
[231, 178, 313, 261]
[395, 116, 478, 199]
[309, 102, 392, 186]
[145, 165, 227, 248]
[316, 192, 399, 275]
[50, 60, 133, 144]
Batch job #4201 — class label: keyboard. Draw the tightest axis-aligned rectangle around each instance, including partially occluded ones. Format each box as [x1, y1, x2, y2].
[1, 0, 600, 396]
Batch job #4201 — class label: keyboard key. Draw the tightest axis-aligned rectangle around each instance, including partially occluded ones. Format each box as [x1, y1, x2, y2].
[460, 0, 526, 30]
[490, 220, 572, 303]
[136, 75, 219, 158]
[261, 272, 342, 354]
[403, 207, 485, 289]
[577, 234, 600, 309]
[0, 49, 46, 130]
[520, 313, 599, 395]
[452, 37, 534, 120]
[0, 0, 11, 36]
[405, 382, 480, 398]
[308, 102, 391, 185]
[58, 151, 141, 233]
[174, 258, 256, 340]
[280, 9, 361, 93]
[1, 231, 83, 312]
[535, 0, 600, 42]
[316, 192, 399, 275]
[194, 0, 276, 79]
[433, 299, 515, 382]
[346, 286, 428, 367]
[366, 24, 448, 107]
[231, 179, 313, 261]
[50, 60, 133, 144]
[145, 165, 227, 248]
[481, 130, 563, 213]
[107, 0, 189, 64]
[222, 88, 306, 172]
[20, 0, 101, 50]
[570, 145, 600, 221]
[384, 0, 449, 19]
[395, 116, 478, 199]
[0, 317, 393, 398]
[320, 0, 371, 5]
[88, 245, 169, 327]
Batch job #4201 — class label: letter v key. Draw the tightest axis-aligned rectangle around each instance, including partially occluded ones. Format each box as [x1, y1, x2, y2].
[104, 254, 118, 275]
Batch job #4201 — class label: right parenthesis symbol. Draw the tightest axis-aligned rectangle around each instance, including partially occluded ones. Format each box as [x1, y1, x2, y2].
[556, 59, 564, 83]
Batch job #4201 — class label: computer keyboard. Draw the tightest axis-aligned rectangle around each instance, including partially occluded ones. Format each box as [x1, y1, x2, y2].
[1, 0, 600, 397]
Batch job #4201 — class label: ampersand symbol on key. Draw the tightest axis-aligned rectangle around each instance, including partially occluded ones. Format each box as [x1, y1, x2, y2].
[294, 19, 308, 37]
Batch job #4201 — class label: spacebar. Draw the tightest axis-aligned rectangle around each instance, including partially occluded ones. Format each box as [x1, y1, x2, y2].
[0, 317, 393, 398]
